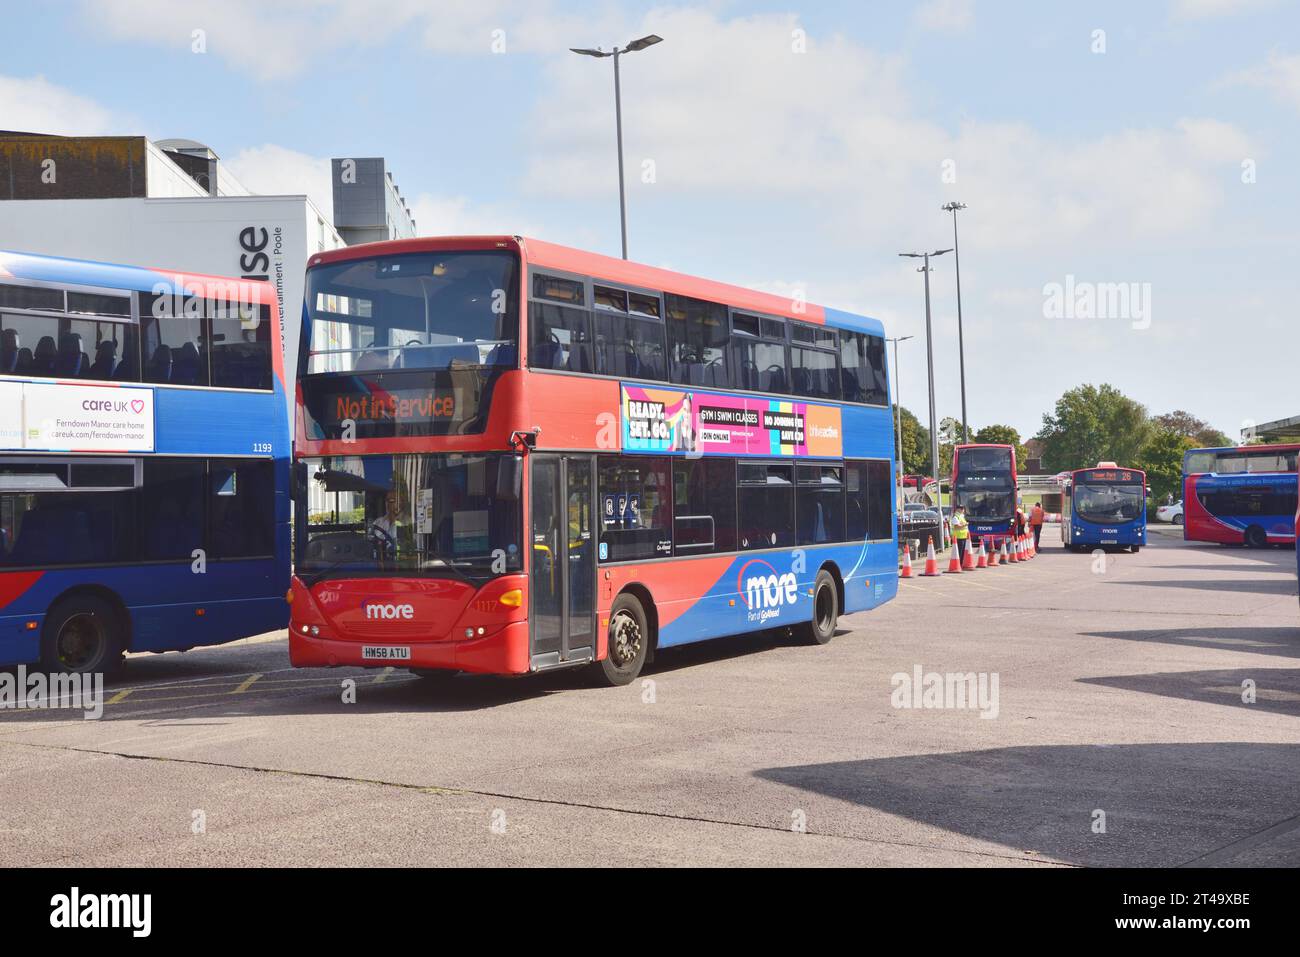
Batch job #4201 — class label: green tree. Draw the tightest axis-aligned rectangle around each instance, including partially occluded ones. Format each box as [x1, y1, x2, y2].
[1036, 383, 1152, 471]
[1137, 427, 1196, 508]
[972, 424, 1029, 470]
[1153, 410, 1231, 448]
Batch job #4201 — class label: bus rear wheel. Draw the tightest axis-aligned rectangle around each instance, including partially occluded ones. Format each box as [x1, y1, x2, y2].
[595, 593, 649, 686]
[39, 595, 123, 676]
[796, 570, 838, 646]
[1244, 526, 1268, 548]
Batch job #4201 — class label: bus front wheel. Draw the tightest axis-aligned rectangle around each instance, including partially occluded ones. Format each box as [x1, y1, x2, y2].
[596, 593, 649, 686]
[40, 595, 123, 676]
[796, 570, 838, 646]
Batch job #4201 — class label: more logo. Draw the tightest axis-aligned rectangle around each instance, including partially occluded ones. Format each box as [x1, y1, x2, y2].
[364, 601, 414, 620]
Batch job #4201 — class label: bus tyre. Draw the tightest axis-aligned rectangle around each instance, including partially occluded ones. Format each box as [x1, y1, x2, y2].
[40, 595, 123, 676]
[796, 570, 838, 646]
[597, 594, 649, 686]
[1131, 545, 1141, 553]
[1244, 526, 1268, 549]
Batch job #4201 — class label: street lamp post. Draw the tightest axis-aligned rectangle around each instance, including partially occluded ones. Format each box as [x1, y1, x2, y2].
[570, 34, 663, 260]
[942, 201, 969, 443]
[900, 248, 952, 548]
[887, 335, 913, 515]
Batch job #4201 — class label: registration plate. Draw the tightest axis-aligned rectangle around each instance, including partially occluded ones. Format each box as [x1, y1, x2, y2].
[361, 646, 411, 661]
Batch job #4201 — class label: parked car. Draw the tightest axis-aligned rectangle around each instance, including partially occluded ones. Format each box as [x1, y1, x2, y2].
[1156, 500, 1184, 524]
[898, 508, 944, 559]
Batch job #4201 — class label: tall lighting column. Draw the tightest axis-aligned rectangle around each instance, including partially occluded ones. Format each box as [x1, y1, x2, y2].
[899, 249, 952, 547]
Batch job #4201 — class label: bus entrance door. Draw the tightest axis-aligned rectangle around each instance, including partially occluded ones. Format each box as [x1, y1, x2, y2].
[530, 454, 596, 670]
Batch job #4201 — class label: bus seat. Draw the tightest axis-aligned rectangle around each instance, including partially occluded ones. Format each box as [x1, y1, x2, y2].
[55, 333, 86, 377]
[354, 350, 389, 371]
[32, 336, 57, 375]
[113, 351, 138, 381]
[567, 343, 592, 373]
[90, 340, 119, 377]
[145, 344, 173, 382]
[173, 341, 202, 384]
[0, 329, 19, 373]
[533, 340, 564, 369]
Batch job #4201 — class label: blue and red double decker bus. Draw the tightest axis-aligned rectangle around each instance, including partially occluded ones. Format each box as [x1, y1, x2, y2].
[1061, 463, 1147, 552]
[951, 443, 1018, 547]
[0, 251, 290, 674]
[1182, 444, 1298, 548]
[288, 236, 898, 685]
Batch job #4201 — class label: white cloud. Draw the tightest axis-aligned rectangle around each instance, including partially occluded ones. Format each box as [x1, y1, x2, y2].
[224, 144, 335, 217]
[521, 8, 1251, 254]
[1221, 50, 1300, 113]
[408, 194, 538, 238]
[81, 0, 625, 80]
[914, 0, 974, 32]
[0, 74, 116, 135]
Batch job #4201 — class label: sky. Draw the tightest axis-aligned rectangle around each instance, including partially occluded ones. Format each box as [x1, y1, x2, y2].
[2, 0, 1298, 440]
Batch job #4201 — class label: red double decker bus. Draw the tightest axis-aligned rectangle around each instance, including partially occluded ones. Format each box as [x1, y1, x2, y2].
[287, 236, 900, 685]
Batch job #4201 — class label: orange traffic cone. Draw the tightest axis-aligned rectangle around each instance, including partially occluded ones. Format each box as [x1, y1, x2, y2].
[976, 541, 988, 568]
[989, 540, 1000, 567]
[1029, 532, 1037, 558]
[962, 539, 977, 570]
[1002, 540, 1012, 564]
[947, 541, 962, 574]
[900, 543, 914, 579]
[921, 537, 942, 576]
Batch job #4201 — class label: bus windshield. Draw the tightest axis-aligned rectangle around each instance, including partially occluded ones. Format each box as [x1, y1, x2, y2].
[303, 250, 518, 374]
[299, 452, 522, 582]
[1074, 483, 1143, 524]
[957, 447, 1012, 473]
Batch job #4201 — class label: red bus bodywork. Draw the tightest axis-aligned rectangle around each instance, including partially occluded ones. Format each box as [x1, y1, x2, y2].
[288, 236, 896, 677]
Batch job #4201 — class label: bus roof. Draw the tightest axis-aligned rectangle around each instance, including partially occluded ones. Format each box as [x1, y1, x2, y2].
[1187, 443, 1300, 454]
[306, 234, 885, 337]
[0, 248, 278, 306]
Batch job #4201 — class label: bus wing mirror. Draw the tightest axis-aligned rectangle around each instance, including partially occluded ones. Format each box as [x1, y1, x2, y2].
[497, 455, 523, 501]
